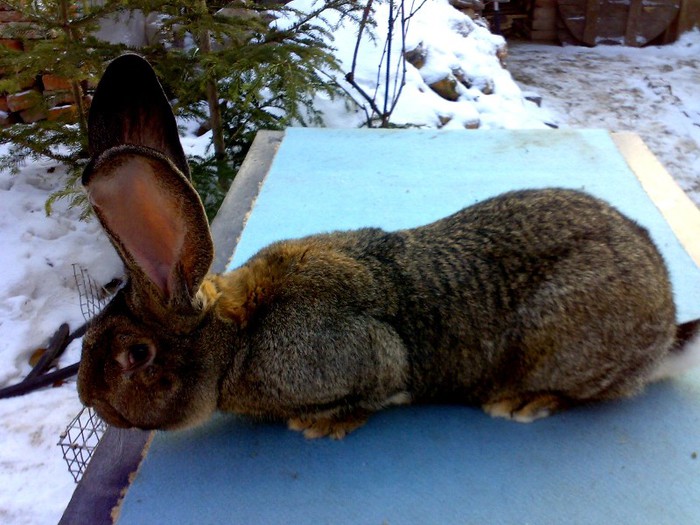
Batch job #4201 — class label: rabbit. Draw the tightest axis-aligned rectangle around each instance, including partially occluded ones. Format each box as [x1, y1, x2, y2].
[77, 54, 700, 439]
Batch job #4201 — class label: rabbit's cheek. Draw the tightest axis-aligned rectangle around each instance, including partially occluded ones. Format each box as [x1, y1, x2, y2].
[90, 399, 134, 428]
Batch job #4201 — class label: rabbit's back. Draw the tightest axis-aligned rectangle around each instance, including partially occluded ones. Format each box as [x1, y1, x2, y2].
[384, 188, 675, 403]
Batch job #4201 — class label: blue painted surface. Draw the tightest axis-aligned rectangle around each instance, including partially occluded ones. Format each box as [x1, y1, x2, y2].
[119, 376, 700, 524]
[117, 129, 700, 524]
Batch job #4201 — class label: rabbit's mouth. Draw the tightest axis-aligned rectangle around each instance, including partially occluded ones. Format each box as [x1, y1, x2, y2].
[89, 399, 137, 429]
[88, 396, 208, 431]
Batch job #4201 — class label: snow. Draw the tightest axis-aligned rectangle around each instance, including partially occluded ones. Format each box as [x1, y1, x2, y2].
[0, 154, 123, 525]
[0, 1, 698, 522]
[0, 161, 121, 384]
[302, 0, 546, 130]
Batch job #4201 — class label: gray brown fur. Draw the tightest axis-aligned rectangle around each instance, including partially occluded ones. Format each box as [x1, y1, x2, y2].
[77, 55, 687, 438]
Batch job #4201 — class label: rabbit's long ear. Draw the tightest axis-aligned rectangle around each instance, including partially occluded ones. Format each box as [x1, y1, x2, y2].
[86, 54, 190, 178]
[83, 55, 213, 309]
[84, 149, 213, 307]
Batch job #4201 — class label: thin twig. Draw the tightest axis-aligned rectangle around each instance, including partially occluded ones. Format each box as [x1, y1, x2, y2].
[382, 0, 395, 125]
[350, 0, 374, 75]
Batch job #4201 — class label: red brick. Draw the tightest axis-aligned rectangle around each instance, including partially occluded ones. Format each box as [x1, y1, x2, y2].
[47, 104, 77, 122]
[0, 39, 22, 51]
[1, 22, 51, 40]
[23, 27, 55, 40]
[20, 76, 37, 90]
[45, 91, 74, 108]
[0, 96, 8, 112]
[7, 89, 42, 112]
[0, 10, 24, 22]
[19, 105, 47, 123]
[42, 74, 72, 92]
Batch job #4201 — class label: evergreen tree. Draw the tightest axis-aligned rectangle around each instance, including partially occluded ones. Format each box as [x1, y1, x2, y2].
[135, 0, 361, 218]
[0, 0, 362, 219]
[0, 0, 126, 216]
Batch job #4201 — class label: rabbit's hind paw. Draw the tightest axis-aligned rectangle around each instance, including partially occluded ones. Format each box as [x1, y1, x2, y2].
[483, 393, 564, 423]
[288, 411, 368, 440]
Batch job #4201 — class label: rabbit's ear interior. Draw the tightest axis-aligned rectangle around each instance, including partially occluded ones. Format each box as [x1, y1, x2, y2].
[86, 54, 190, 179]
[85, 148, 213, 305]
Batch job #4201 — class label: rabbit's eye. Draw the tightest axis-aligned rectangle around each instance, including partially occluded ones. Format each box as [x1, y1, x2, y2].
[129, 344, 151, 366]
[116, 342, 155, 372]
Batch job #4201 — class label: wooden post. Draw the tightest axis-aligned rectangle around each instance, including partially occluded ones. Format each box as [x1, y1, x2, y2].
[582, 0, 600, 44]
[625, 0, 644, 46]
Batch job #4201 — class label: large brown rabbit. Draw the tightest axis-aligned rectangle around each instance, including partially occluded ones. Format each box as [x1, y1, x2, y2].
[78, 55, 700, 439]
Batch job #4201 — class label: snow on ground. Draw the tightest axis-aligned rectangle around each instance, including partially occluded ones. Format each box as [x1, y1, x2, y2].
[305, 0, 547, 130]
[0, 1, 698, 522]
[0, 156, 123, 525]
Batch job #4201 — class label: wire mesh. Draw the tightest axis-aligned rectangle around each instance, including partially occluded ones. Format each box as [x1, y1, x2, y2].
[58, 266, 115, 482]
[58, 406, 108, 483]
[73, 264, 111, 320]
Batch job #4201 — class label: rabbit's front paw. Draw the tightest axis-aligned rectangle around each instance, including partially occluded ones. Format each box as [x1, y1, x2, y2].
[483, 393, 564, 423]
[288, 411, 369, 439]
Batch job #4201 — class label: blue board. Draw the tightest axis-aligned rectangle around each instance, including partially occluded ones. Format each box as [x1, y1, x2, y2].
[116, 129, 700, 525]
[119, 382, 700, 524]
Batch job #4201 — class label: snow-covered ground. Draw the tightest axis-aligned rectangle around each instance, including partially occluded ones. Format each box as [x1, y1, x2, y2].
[0, 1, 698, 522]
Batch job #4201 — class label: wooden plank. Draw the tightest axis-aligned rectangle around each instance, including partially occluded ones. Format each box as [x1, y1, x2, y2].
[209, 130, 284, 273]
[677, 0, 700, 34]
[625, 0, 644, 46]
[532, 8, 557, 23]
[557, 0, 585, 44]
[582, 0, 600, 44]
[560, 0, 680, 46]
[526, 8, 559, 42]
[526, 28, 559, 40]
[61, 130, 700, 525]
[612, 132, 700, 267]
[532, 5, 557, 18]
[660, 0, 699, 43]
[58, 429, 153, 525]
[532, 16, 557, 30]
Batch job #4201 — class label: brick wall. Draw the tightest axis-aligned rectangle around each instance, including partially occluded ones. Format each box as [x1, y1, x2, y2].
[0, 5, 83, 128]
